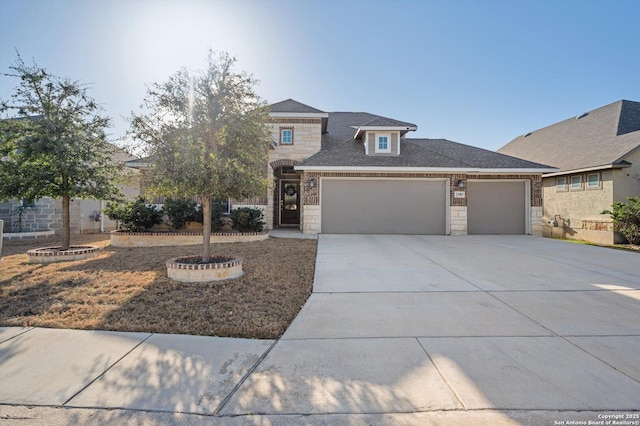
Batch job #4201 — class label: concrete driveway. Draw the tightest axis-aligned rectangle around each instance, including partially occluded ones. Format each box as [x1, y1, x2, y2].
[1, 235, 639, 425]
[221, 235, 640, 423]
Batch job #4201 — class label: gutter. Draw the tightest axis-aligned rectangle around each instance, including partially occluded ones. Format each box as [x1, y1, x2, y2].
[543, 163, 631, 178]
[294, 166, 559, 174]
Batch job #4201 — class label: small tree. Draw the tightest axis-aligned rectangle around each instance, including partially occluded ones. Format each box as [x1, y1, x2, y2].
[602, 197, 640, 245]
[130, 50, 271, 261]
[0, 55, 124, 250]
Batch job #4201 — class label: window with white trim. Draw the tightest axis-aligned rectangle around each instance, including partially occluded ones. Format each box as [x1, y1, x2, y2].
[556, 177, 568, 191]
[570, 175, 583, 191]
[213, 198, 231, 215]
[587, 173, 601, 189]
[280, 128, 293, 145]
[375, 134, 391, 153]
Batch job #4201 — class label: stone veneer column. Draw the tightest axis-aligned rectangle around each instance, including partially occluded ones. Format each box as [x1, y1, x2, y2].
[450, 206, 467, 236]
[531, 206, 543, 236]
[302, 205, 320, 234]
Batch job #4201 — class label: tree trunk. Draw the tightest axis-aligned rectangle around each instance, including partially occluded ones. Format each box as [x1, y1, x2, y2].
[202, 194, 212, 262]
[61, 194, 71, 251]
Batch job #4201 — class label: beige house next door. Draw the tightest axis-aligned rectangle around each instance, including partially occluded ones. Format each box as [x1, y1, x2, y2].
[467, 180, 527, 234]
[320, 179, 447, 234]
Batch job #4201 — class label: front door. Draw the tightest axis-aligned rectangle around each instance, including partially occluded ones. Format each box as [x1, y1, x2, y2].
[280, 181, 300, 226]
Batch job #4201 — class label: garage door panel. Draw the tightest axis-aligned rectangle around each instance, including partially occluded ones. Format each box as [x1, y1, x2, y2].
[468, 181, 525, 235]
[321, 180, 446, 234]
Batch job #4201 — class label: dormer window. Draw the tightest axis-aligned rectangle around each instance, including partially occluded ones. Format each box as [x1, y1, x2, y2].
[280, 128, 293, 145]
[375, 134, 391, 153]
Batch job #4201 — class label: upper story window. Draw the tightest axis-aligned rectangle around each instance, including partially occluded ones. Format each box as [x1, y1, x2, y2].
[556, 177, 568, 192]
[375, 134, 391, 153]
[587, 172, 602, 189]
[570, 175, 583, 191]
[280, 128, 293, 145]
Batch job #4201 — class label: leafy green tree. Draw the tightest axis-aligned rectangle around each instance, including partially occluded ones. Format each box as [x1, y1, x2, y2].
[130, 50, 271, 261]
[0, 55, 124, 250]
[602, 197, 640, 244]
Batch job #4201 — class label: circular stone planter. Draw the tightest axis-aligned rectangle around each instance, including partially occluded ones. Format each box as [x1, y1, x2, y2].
[166, 255, 243, 283]
[27, 245, 101, 264]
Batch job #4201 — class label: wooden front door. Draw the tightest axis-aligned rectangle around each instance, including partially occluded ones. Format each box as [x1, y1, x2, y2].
[280, 181, 300, 226]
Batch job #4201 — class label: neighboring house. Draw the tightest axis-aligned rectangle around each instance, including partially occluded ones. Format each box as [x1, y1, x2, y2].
[0, 148, 140, 235]
[498, 100, 640, 244]
[262, 99, 554, 236]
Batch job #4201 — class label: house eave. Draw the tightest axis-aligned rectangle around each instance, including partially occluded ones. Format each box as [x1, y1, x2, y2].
[542, 163, 631, 178]
[294, 166, 556, 174]
[354, 126, 418, 139]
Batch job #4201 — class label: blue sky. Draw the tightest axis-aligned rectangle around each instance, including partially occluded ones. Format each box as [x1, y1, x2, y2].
[1, 0, 639, 152]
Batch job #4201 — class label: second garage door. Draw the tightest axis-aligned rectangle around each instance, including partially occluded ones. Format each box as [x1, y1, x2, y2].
[321, 179, 447, 234]
[467, 180, 527, 234]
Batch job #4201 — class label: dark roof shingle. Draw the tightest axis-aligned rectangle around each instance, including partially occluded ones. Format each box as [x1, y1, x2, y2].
[498, 100, 640, 172]
[269, 99, 326, 114]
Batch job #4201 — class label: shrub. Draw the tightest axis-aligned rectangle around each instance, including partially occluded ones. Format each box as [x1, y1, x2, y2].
[602, 197, 640, 244]
[164, 198, 197, 231]
[103, 197, 163, 232]
[193, 199, 225, 231]
[230, 207, 264, 233]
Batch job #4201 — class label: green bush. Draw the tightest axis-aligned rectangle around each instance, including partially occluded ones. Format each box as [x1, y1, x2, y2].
[230, 207, 264, 233]
[193, 199, 225, 231]
[164, 198, 197, 231]
[602, 197, 640, 244]
[103, 197, 163, 232]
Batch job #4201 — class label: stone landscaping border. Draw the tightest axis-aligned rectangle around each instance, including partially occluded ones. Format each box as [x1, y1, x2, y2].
[166, 255, 243, 282]
[27, 245, 100, 264]
[3, 230, 56, 241]
[110, 230, 269, 247]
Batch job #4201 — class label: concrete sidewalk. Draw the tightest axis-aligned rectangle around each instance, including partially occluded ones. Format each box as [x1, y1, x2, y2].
[1, 235, 639, 425]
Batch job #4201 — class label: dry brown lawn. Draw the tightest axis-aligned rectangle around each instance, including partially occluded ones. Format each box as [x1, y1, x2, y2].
[0, 234, 317, 339]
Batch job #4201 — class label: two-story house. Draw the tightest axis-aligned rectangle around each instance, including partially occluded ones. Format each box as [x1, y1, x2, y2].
[498, 100, 640, 244]
[262, 99, 555, 236]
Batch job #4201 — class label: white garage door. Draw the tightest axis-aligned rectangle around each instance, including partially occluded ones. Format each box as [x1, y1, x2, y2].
[467, 181, 526, 234]
[321, 179, 447, 234]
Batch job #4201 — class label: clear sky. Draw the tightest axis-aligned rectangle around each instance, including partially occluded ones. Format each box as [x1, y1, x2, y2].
[1, 0, 639, 152]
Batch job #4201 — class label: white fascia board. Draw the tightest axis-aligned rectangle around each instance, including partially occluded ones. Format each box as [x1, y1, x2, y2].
[294, 166, 557, 173]
[543, 163, 628, 177]
[354, 126, 418, 139]
[269, 112, 329, 118]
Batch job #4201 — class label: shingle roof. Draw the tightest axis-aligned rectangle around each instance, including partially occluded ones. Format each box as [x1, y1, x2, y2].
[498, 100, 640, 172]
[269, 99, 326, 114]
[407, 139, 551, 169]
[301, 108, 553, 170]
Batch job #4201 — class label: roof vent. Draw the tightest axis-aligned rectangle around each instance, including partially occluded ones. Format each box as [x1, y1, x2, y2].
[523, 132, 532, 137]
[576, 112, 588, 119]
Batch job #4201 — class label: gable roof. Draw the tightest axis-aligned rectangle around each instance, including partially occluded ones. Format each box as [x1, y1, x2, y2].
[269, 99, 326, 114]
[498, 100, 640, 173]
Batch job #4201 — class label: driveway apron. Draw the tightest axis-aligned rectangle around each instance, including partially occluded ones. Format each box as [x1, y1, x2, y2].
[221, 235, 640, 417]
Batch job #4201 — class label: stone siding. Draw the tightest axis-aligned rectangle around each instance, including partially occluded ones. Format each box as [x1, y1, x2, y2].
[450, 206, 467, 236]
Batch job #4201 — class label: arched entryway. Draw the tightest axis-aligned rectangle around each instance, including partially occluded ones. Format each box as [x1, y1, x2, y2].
[270, 159, 302, 228]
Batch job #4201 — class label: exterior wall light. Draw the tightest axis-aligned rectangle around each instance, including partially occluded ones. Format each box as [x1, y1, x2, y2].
[309, 178, 315, 188]
[457, 179, 464, 188]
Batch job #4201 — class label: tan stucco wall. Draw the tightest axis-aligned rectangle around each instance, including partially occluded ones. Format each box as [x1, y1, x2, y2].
[542, 171, 614, 225]
[612, 148, 640, 203]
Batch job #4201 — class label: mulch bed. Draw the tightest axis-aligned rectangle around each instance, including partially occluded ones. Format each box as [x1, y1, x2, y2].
[0, 234, 317, 339]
